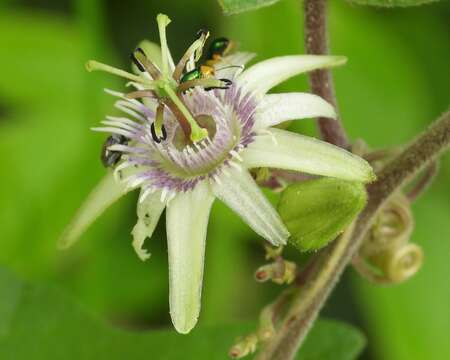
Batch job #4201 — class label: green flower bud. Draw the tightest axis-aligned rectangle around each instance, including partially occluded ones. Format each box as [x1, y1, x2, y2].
[278, 178, 367, 251]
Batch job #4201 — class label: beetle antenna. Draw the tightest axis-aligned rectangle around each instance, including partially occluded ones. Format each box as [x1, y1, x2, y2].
[214, 65, 245, 72]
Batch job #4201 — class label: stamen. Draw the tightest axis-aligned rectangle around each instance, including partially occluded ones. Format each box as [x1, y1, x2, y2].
[153, 103, 166, 140]
[150, 123, 167, 143]
[177, 78, 231, 94]
[156, 14, 172, 76]
[196, 29, 208, 38]
[188, 30, 209, 71]
[86, 60, 155, 87]
[130, 53, 145, 72]
[133, 49, 162, 80]
[173, 30, 210, 81]
[206, 78, 232, 91]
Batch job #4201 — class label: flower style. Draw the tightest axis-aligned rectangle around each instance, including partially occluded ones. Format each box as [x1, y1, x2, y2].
[59, 14, 374, 334]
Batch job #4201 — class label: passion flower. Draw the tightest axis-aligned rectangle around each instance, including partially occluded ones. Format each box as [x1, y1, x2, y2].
[59, 13, 374, 334]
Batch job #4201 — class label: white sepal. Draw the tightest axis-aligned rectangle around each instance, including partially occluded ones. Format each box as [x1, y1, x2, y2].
[166, 181, 215, 334]
[131, 188, 166, 261]
[211, 169, 289, 246]
[242, 128, 375, 183]
[238, 55, 346, 97]
[255, 92, 336, 130]
[58, 171, 130, 249]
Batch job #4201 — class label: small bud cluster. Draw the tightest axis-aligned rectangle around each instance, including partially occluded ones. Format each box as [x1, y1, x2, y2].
[229, 334, 258, 359]
[254, 244, 297, 285]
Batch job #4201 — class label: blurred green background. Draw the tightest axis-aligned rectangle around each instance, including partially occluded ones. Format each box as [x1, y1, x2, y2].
[0, 0, 449, 359]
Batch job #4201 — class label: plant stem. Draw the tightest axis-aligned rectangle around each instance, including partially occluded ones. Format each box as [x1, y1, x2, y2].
[256, 110, 450, 360]
[406, 162, 439, 202]
[367, 112, 450, 205]
[304, 0, 349, 148]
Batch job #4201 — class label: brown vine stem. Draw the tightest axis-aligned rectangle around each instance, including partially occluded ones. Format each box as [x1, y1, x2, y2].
[304, 0, 349, 148]
[255, 110, 450, 360]
[406, 161, 439, 202]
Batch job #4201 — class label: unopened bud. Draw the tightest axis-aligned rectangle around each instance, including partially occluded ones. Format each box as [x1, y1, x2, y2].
[278, 178, 367, 251]
[255, 260, 297, 285]
[255, 268, 271, 282]
[229, 334, 258, 359]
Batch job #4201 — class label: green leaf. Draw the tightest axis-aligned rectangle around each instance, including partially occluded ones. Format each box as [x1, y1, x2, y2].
[278, 178, 367, 251]
[347, 0, 440, 7]
[0, 266, 365, 359]
[0, 270, 22, 337]
[218, 0, 282, 15]
[296, 318, 366, 360]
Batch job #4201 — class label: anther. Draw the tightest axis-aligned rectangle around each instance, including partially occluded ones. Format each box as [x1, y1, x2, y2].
[130, 52, 145, 72]
[205, 78, 232, 91]
[131, 47, 150, 73]
[221, 79, 233, 87]
[150, 123, 167, 143]
[196, 29, 209, 39]
[136, 47, 146, 57]
[161, 124, 167, 140]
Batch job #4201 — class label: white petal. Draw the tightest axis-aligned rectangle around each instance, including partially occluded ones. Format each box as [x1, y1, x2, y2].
[238, 55, 346, 97]
[58, 171, 130, 249]
[166, 181, 215, 334]
[255, 93, 336, 130]
[242, 128, 375, 182]
[211, 169, 289, 246]
[131, 189, 166, 261]
[221, 51, 256, 67]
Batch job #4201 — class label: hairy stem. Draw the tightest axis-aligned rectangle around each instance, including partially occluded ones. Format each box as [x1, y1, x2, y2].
[367, 112, 450, 205]
[304, 0, 349, 148]
[256, 110, 450, 360]
[406, 162, 439, 202]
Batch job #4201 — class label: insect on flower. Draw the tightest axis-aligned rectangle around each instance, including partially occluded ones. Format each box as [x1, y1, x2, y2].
[100, 134, 129, 167]
[178, 35, 239, 93]
[59, 13, 374, 334]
